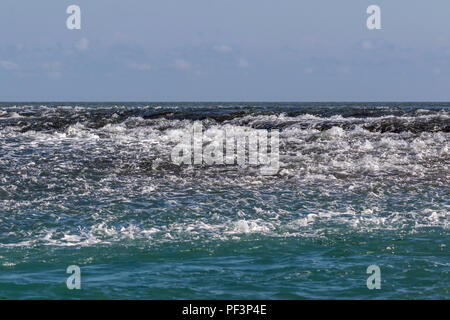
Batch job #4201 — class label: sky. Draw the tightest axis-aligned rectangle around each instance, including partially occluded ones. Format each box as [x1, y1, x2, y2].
[1, 0, 450, 101]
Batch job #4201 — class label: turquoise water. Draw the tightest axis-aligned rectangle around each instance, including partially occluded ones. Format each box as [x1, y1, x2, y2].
[0, 102, 448, 299]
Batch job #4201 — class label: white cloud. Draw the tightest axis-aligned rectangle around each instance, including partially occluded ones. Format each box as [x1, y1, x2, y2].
[174, 59, 191, 70]
[128, 63, 151, 71]
[336, 66, 350, 74]
[435, 36, 450, 46]
[238, 58, 249, 68]
[432, 68, 441, 76]
[304, 67, 313, 75]
[47, 71, 62, 79]
[361, 40, 375, 50]
[0, 60, 19, 70]
[75, 38, 89, 51]
[42, 61, 61, 70]
[42, 61, 62, 79]
[213, 44, 233, 53]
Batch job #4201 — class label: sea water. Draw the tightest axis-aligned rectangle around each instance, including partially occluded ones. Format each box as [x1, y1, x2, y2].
[0, 102, 448, 299]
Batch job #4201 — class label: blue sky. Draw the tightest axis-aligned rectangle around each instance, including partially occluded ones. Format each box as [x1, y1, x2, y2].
[1, 0, 450, 101]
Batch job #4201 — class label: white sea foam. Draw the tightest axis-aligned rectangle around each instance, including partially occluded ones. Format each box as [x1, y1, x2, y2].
[0, 105, 448, 248]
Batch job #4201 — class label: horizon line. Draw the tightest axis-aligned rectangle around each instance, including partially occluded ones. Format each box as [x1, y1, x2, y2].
[1, 100, 450, 104]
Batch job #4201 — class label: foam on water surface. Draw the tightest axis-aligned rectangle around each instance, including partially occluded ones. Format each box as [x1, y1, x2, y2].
[0, 102, 448, 299]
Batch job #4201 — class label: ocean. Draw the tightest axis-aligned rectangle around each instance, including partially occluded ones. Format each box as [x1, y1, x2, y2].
[0, 102, 448, 299]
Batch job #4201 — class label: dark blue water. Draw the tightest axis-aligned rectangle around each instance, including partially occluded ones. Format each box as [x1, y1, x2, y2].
[0, 102, 448, 299]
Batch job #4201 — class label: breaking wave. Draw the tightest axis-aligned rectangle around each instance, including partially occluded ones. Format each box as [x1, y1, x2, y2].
[0, 102, 448, 248]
